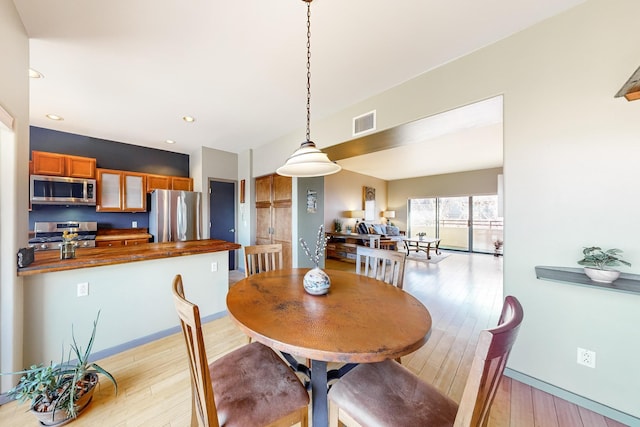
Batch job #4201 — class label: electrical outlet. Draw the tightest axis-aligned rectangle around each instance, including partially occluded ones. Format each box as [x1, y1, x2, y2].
[77, 282, 89, 297]
[577, 347, 596, 368]
[211, 262, 218, 272]
[132, 221, 138, 228]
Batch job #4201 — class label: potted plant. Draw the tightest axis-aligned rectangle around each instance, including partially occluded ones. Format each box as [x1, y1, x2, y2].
[578, 246, 631, 283]
[2, 312, 117, 426]
[333, 219, 342, 233]
[417, 231, 427, 241]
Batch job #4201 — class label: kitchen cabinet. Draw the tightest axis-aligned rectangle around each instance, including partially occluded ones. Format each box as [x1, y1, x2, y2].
[95, 228, 152, 248]
[255, 173, 292, 268]
[146, 174, 193, 192]
[32, 151, 96, 178]
[171, 176, 193, 191]
[96, 168, 146, 212]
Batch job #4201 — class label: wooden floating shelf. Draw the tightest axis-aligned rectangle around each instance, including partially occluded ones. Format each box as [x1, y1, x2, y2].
[535, 266, 640, 295]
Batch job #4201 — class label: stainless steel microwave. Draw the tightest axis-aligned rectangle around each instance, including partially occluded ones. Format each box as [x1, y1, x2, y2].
[30, 174, 97, 206]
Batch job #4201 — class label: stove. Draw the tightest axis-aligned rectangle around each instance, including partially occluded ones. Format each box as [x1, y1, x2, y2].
[29, 221, 97, 251]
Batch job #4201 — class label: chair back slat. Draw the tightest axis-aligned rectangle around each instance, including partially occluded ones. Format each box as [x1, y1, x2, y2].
[454, 295, 524, 427]
[172, 275, 220, 427]
[355, 245, 406, 289]
[243, 244, 283, 277]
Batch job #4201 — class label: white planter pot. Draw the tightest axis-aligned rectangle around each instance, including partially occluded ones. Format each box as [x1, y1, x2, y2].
[583, 267, 620, 283]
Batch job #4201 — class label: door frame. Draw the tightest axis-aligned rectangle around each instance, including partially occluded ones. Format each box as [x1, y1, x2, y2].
[208, 178, 237, 270]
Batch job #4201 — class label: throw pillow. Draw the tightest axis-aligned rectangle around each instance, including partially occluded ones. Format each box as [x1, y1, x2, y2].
[371, 224, 386, 234]
[357, 222, 369, 234]
[386, 225, 400, 236]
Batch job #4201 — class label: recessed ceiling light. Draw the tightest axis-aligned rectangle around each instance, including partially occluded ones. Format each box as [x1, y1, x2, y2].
[46, 114, 63, 121]
[165, 139, 176, 144]
[29, 68, 44, 79]
[182, 116, 195, 123]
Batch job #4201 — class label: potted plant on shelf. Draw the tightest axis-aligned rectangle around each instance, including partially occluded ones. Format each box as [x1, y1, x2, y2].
[578, 246, 631, 283]
[2, 312, 117, 426]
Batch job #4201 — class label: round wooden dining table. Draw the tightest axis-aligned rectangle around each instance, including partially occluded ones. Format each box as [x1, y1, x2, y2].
[226, 268, 432, 427]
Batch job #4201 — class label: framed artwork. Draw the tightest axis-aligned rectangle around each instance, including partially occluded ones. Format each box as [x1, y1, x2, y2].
[363, 186, 375, 221]
[240, 179, 246, 204]
[307, 189, 317, 213]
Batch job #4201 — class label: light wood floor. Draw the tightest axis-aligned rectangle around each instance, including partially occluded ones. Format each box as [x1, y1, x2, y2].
[0, 253, 629, 426]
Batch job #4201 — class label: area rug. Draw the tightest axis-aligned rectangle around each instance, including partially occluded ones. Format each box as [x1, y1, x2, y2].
[406, 251, 450, 264]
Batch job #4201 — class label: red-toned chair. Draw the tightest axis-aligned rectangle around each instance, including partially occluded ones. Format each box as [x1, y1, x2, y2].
[172, 274, 309, 427]
[328, 296, 524, 427]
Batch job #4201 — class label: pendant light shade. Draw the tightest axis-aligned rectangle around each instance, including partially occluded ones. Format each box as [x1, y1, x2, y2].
[277, 0, 341, 178]
[277, 141, 341, 177]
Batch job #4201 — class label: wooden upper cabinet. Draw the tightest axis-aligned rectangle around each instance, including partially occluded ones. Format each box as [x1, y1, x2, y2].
[32, 151, 65, 176]
[96, 168, 146, 212]
[146, 173, 193, 192]
[171, 176, 193, 191]
[32, 151, 96, 178]
[146, 174, 171, 193]
[65, 155, 96, 178]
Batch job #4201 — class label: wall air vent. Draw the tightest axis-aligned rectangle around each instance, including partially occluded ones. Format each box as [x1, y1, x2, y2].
[352, 110, 376, 136]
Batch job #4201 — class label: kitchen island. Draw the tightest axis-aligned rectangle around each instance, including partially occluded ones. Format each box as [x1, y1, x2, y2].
[19, 239, 241, 367]
[18, 239, 240, 276]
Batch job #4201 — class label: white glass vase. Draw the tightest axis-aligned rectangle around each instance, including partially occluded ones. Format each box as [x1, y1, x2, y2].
[303, 267, 331, 295]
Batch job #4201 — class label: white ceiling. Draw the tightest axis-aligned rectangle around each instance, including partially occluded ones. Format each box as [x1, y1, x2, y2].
[14, 0, 585, 179]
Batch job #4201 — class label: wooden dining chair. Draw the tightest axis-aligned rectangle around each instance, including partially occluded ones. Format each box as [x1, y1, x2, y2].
[172, 274, 309, 427]
[243, 243, 283, 277]
[355, 245, 407, 289]
[328, 296, 524, 427]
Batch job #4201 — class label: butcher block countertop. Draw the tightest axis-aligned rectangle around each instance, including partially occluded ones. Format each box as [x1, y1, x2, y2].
[17, 239, 241, 276]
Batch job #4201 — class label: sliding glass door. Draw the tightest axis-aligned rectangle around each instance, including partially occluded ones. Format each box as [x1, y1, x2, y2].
[408, 195, 503, 254]
[472, 195, 503, 253]
[439, 196, 470, 251]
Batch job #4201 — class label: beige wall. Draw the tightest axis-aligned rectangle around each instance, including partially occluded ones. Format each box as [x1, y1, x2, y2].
[0, 0, 30, 392]
[324, 169, 387, 232]
[388, 167, 502, 232]
[256, 0, 640, 420]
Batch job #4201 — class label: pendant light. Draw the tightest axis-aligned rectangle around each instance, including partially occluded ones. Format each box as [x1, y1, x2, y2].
[276, 0, 341, 177]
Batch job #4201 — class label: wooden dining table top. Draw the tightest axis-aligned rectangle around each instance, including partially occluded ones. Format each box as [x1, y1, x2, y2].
[226, 268, 432, 364]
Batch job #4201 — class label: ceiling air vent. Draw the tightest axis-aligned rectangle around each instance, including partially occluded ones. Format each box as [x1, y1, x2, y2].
[352, 110, 376, 136]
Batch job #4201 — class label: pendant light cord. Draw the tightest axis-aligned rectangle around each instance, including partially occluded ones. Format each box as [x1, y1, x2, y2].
[305, 0, 312, 143]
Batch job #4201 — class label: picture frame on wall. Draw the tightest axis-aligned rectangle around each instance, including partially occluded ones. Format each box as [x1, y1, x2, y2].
[307, 189, 317, 213]
[364, 186, 375, 221]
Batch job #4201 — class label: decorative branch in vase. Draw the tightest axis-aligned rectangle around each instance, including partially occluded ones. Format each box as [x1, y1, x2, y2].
[299, 225, 331, 295]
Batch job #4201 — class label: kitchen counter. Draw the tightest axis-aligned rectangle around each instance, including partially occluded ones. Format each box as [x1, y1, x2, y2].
[95, 227, 152, 242]
[17, 239, 241, 276]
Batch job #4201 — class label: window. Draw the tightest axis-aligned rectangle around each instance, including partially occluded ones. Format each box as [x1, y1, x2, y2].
[408, 195, 503, 254]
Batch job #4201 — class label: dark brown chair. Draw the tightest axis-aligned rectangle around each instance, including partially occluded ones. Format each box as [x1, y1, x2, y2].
[328, 296, 524, 427]
[243, 243, 283, 277]
[172, 274, 309, 427]
[355, 245, 407, 289]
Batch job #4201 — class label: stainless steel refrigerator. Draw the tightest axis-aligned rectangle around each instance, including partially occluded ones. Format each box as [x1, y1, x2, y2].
[149, 189, 202, 242]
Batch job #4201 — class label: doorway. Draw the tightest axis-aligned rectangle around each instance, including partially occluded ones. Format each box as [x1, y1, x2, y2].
[209, 180, 236, 270]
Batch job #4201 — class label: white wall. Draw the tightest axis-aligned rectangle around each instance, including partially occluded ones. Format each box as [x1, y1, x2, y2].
[255, 0, 640, 419]
[194, 146, 238, 243]
[324, 169, 388, 232]
[0, 0, 30, 392]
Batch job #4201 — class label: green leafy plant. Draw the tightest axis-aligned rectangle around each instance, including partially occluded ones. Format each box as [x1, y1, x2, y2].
[333, 219, 342, 233]
[577, 247, 631, 270]
[2, 312, 117, 420]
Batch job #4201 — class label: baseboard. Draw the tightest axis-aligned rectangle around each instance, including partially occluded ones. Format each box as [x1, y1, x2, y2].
[504, 368, 638, 426]
[0, 310, 228, 406]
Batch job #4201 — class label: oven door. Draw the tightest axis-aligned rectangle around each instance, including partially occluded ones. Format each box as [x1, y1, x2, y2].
[30, 175, 96, 205]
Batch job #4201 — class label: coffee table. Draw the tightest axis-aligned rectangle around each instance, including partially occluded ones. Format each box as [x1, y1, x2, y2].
[403, 237, 441, 259]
